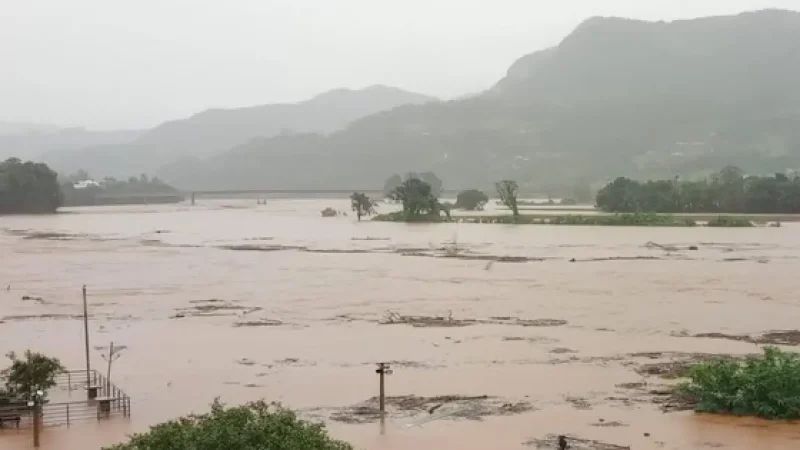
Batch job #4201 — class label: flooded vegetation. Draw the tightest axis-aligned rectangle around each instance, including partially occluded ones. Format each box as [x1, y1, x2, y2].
[1, 199, 800, 449]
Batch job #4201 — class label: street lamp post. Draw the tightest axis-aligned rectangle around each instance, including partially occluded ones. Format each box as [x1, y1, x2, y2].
[28, 390, 44, 448]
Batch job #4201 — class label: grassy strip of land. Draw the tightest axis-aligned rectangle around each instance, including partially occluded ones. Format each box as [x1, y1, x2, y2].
[374, 212, 758, 227]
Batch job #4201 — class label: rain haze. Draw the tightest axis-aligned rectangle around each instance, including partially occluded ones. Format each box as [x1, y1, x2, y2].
[2, 0, 799, 130]
[4, 2, 800, 450]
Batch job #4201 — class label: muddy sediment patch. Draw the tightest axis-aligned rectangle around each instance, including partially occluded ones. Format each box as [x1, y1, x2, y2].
[591, 420, 628, 428]
[15, 230, 85, 240]
[693, 330, 800, 346]
[219, 244, 306, 252]
[380, 312, 568, 329]
[632, 352, 739, 379]
[571, 256, 663, 263]
[526, 435, 630, 450]
[329, 395, 533, 424]
[2, 313, 86, 321]
[565, 396, 592, 410]
[172, 300, 261, 318]
[233, 319, 284, 327]
[381, 311, 476, 328]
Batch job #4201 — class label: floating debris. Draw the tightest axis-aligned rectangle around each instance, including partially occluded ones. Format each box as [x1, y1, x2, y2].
[329, 395, 532, 424]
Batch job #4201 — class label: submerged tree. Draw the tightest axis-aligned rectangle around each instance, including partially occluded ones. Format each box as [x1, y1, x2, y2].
[389, 177, 439, 219]
[2, 351, 64, 400]
[495, 180, 520, 218]
[107, 400, 353, 450]
[455, 189, 489, 211]
[350, 192, 375, 221]
[382, 174, 403, 198]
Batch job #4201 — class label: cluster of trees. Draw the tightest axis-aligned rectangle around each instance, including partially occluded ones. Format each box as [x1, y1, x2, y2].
[0, 158, 63, 214]
[379, 173, 521, 221]
[596, 167, 800, 214]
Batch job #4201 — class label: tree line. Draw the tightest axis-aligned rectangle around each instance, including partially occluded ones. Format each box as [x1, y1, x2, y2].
[596, 167, 800, 214]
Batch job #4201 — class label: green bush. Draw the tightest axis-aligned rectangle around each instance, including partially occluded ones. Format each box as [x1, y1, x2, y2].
[706, 216, 754, 227]
[107, 400, 352, 450]
[679, 347, 800, 420]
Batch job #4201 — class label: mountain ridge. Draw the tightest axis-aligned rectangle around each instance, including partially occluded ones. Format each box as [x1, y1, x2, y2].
[160, 8, 800, 192]
[41, 85, 437, 178]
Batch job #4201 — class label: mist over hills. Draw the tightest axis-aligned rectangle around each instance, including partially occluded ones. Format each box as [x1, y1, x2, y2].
[0, 126, 144, 162]
[37, 85, 436, 178]
[160, 9, 800, 192]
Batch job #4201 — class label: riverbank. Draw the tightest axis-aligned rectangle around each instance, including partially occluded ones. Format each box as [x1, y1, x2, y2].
[374, 212, 771, 227]
[62, 194, 185, 207]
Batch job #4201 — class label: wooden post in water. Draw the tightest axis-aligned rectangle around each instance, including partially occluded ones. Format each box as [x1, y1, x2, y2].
[82, 285, 91, 396]
[375, 363, 392, 415]
[191, 192, 196, 205]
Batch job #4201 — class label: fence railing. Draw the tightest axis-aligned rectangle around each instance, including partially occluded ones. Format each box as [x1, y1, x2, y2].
[0, 369, 131, 430]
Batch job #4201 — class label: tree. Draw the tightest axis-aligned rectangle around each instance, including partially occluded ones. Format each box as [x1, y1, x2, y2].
[495, 180, 519, 217]
[383, 174, 402, 198]
[0, 158, 64, 214]
[420, 172, 443, 197]
[439, 201, 454, 221]
[107, 400, 352, 450]
[2, 351, 64, 400]
[389, 178, 439, 219]
[455, 189, 488, 210]
[350, 192, 375, 221]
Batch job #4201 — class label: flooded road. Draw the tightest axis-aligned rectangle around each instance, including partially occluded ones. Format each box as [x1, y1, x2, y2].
[1, 199, 800, 449]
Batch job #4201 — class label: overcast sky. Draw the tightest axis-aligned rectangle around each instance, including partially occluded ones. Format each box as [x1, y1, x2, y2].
[1, 0, 797, 130]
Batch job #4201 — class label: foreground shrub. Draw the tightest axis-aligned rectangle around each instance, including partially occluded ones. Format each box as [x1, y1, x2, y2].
[106, 400, 352, 450]
[679, 347, 800, 420]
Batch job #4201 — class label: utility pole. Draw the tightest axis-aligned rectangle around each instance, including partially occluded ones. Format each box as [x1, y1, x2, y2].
[82, 285, 91, 394]
[101, 341, 122, 396]
[375, 363, 392, 415]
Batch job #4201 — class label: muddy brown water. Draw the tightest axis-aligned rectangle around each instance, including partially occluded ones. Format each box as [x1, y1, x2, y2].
[1, 199, 800, 449]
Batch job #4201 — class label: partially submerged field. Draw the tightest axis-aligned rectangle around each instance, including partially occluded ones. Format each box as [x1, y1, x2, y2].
[1, 198, 799, 450]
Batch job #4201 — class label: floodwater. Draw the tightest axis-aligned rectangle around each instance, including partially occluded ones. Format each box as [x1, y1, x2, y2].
[1, 199, 799, 450]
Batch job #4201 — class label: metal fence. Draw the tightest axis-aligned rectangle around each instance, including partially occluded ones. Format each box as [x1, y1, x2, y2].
[0, 369, 131, 430]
